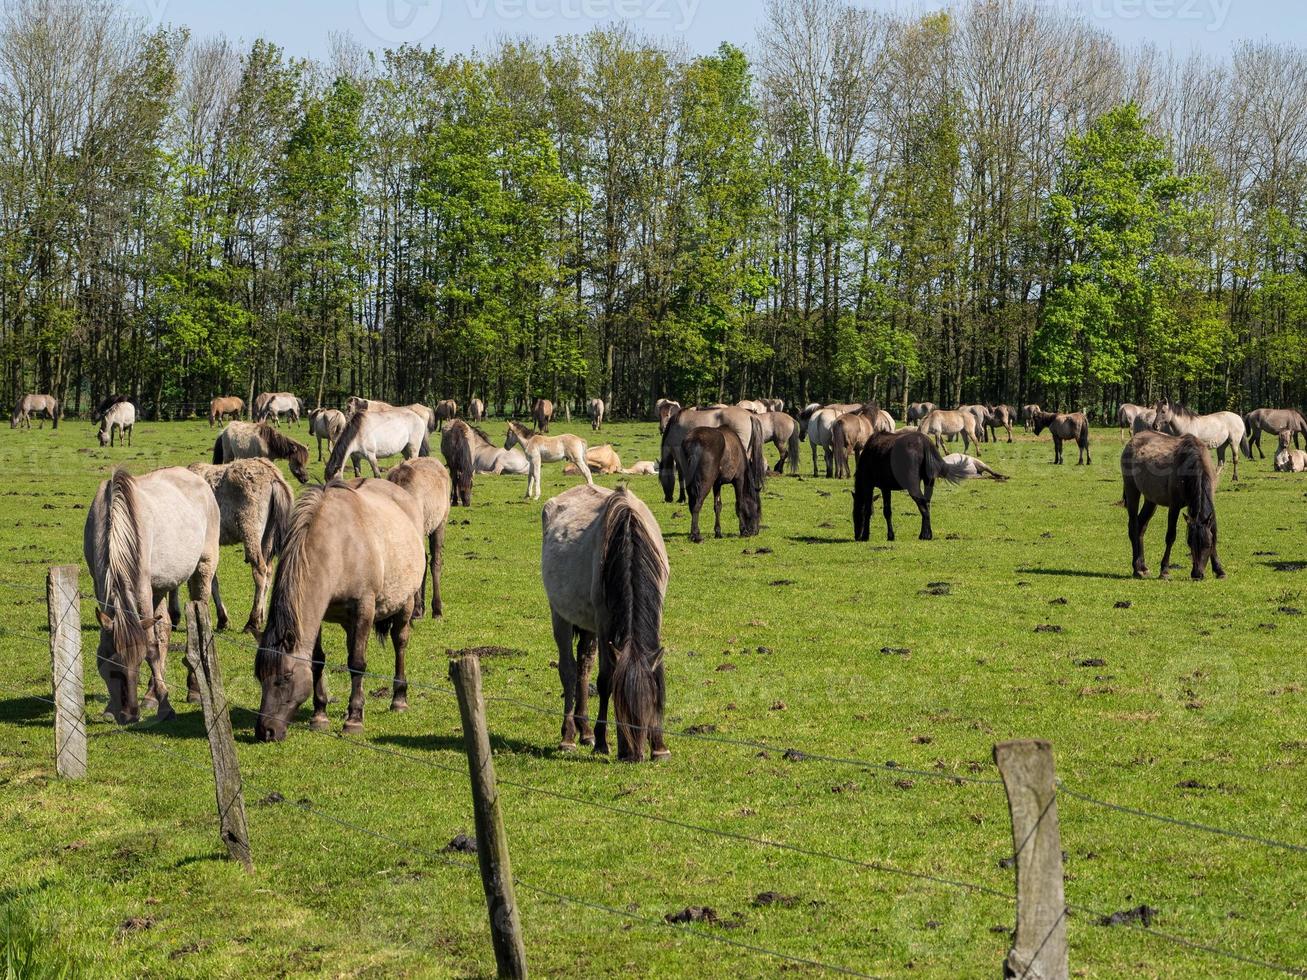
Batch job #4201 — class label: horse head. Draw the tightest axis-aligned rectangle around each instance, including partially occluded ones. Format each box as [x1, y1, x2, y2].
[94, 607, 163, 724]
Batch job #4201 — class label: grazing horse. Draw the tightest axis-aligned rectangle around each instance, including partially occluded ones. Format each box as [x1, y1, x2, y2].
[84, 468, 225, 723]
[682, 421, 764, 543]
[802, 404, 863, 477]
[1117, 403, 1152, 441]
[1021, 404, 1041, 432]
[542, 484, 670, 760]
[656, 398, 682, 434]
[830, 411, 875, 478]
[984, 405, 1015, 443]
[1032, 410, 1091, 465]
[918, 409, 981, 454]
[434, 399, 457, 430]
[942, 453, 1009, 480]
[209, 396, 244, 427]
[98, 401, 136, 447]
[187, 458, 292, 632]
[1245, 408, 1307, 458]
[590, 398, 605, 430]
[504, 420, 592, 499]
[254, 392, 302, 424]
[385, 457, 450, 619]
[325, 407, 430, 480]
[307, 407, 347, 461]
[906, 402, 936, 424]
[758, 411, 801, 474]
[532, 398, 554, 433]
[1152, 401, 1249, 481]
[254, 480, 425, 741]
[1121, 430, 1223, 579]
[213, 422, 310, 483]
[441, 419, 477, 506]
[660, 405, 759, 501]
[467, 397, 486, 421]
[11, 393, 59, 429]
[852, 431, 958, 542]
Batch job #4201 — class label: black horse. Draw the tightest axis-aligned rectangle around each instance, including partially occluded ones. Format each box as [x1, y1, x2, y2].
[852, 430, 957, 541]
[681, 418, 764, 543]
[440, 419, 475, 507]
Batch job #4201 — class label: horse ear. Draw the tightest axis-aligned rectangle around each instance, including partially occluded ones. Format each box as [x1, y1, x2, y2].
[95, 608, 113, 629]
[140, 614, 164, 630]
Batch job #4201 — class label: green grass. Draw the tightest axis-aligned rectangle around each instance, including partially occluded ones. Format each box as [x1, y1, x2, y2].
[0, 417, 1305, 978]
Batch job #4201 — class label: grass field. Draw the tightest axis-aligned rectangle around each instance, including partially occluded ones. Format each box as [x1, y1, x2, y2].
[1, 415, 1305, 978]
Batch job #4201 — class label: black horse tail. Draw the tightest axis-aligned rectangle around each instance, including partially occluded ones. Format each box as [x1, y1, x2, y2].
[262, 475, 293, 563]
[830, 418, 848, 478]
[441, 424, 473, 506]
[922, 434, 961, 486]
[212, 432, 224, 464]
[748, 415, 766, 488]
[51, 401, 58, 429]
[786, 414, 800, 474]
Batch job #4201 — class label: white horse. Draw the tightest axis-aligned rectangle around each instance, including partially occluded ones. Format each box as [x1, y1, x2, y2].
[505, 420, 592, 499]
[98, 401, 136, 447]
[308, 407, 347, 460]
[255, 392, 302, 424]
[325, 407, 430, 479]
[942, 453, 1009, 480]
[1152, 401, 1251, 481]
[590, 398, 605, 431]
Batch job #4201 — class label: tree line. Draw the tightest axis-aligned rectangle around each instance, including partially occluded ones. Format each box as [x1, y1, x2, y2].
[1, 0, 1305, 421]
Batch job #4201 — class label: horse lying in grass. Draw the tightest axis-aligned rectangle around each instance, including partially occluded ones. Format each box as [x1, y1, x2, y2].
[84, 468, 225, 724]
[1032, 410, 1090, 464]
[1121, 429, 1223, 579]
[1274, 430, 1307, 472]
[682, 419, 764, 543]
[852, 431, 959, 542]
[254, 480, 425, 741]
[214, 421, 310, 483]
[542, 484, 669, 761]
[564, 444, 623, 476]
[505, 419, 592, 500]
[942, 453, 1009, 480]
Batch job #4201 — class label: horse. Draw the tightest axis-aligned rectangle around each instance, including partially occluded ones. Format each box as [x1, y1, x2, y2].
[307, 407, 347, 461]
[1021, 404, 1041, 432]
[213, 422, 310, 483]
[906, 402, 936, 424]
[918, 409, 981, 454]
[1117, 403, 1152, 441]
[852, 431, 958, 542]
[1131, 408, 1157, 434]
[758, 411, 801, 474]
[11, 393, 58, 429]
[84, 468, 225, 724]
[1032, 410, 1091, 465]
[441, 419, 477, 506]
[735, 399, 767, 414]
[564, 444, 623, 476]
[253, 480, 425, 741]
[957, 405, 990, 442]
[681, 420, 764, 543]
[98, 400, 136, 447]
[802, 403, 863, 477]
[830, 411, 875, 478]
[209, 396, 244, 427]
[1121, 430, 1224, 579]
[1274, 431, 1307, 472]
[1245, 408, 1307, 458]
[590, 398, 605, 431]
[325, 407, 430, 480]
[942, 453, 1009, 480]
[254, 392, 302, 425]
[434, 399, 457, 430]
[385, 457, 451, 620]
[541, 484, 669, 761]
[346, 396, 393, 416]
[761, 397, 785, 413]
[463, 422, 529, 475]
[660, 405, 759, 501]
[467, 398, 486, 421]
[187, 458, 293, 632]
[1152, 401, 1249, 481]
[504, 420, 592, 500]
[622, 461, 658, 475]
[532, 398, 554, 433]
[984, 405, 1015, 443]
[656, 399, 681, 434]
[402, 404, 437, 432]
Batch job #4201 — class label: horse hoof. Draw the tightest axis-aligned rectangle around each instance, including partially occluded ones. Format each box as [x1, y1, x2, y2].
[242, 622, 260, 635]
[390, 700, 408, 713]
[593, 743, 610, 756]
[580, 735, 595, 747]
[215, 619, 230, 632]
[186, 690, 201, 704]
[558, 741, 578, 752]
[310, 716, 330, 732]
[156, 705, 176, 723]
[342, 720, 364, 735]
[411, 610, 425, 621]
[1192, 571, 1205, 581]
[1159, 571, 1170, 580]
[1134, 569, 1147, 578]
[1216, 571, 1227, 580]
[141, 696, 159, 712]
[652, 748, 671, 761]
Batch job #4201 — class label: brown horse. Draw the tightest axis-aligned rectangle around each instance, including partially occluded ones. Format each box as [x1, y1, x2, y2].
[1121, 430, 1223, 579]
[852, 431, 958, 541]
[984, 405, 1015, 443]
[660, 405, 759, 501]
[213, 422, 311, 483]
[532, 398, 554, 432]
[440, 419, 476, 506]
[681, 420, 764, 543]
[385, 457, 450, 619]
[1032, 410, 1091, 464]
[254, 480, 425, 741]
[434, 399, 458, 430]
[656, 398, 681, 434]
[209, 396, 244, 427]
[542, 484, 670, 761]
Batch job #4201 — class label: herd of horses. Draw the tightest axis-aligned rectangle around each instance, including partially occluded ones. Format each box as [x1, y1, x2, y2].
[11, 384, 1305, 762]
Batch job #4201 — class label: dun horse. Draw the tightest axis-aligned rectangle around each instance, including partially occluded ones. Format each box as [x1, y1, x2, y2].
[254, 392, 303, 424]
[681, 419, 764, 542]
[758, 411, 801, 473]
[656, 398, 681, 433]
[1117, 403, 1152, 441]
[1121, 430, 1223, 579]
[906, 402, 936, 424]
[325, 407, 430, 480]
[542, 484, 670, 761]
[1032, 410, 1091, 464]
[98, 400, 136, 447]
[307, 407, 347, 460]
[852, 431, 958, 542]
[434, 399, 457, 430]
[1245, 407, 1307, 458]
[209, 396, 244, 426]
[1152, 401, 1249, 481]
[84, 468, 225, 723]
[532, 398, 554, 432]
[984, 405, 1015, 443]
[660, 405, 758, 501]
[254, 480, 425, 741]
[590, 398, 605, 430]
[385, 457, 450, 619]
[11, 394, 58, 429]
[504, 420, 592, 499]
[213, 422, 310, 483]
[830, 411, 875, 478]
[917, 409, 981, 454]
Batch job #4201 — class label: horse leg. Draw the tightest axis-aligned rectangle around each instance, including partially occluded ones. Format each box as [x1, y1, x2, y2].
[428, 525, 444, 617]
[1053, 436, 1062, 464]
[1135, 500, 1157, 577]
[145, 594, 175, 722]
[575, 629, 596, 746]
[367, 452, 382, 479]
[714, 484, 724, 538]
[916, 477, 935, 540]
[575, 453, 594, 486]
[882, 488, 895, 542]
[389, 614, 412, 712]
[1159, 504, 1181, 579]
[811, 440, 819, 477]
[553, 613, 580, 749]
[343, 602, 373, 734]
[309, 632, 329, 731]
[168, 588, 182, 631]
[1251, 428, 1263, 459]
[688, 483, 703, 543]
[246, 546, 270, 634]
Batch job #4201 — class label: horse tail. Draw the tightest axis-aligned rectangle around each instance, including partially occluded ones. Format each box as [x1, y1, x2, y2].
[258, 485, 329, 676]
[830, 418, 848, 478]
[600, 487, 666, 760]
[262, 474, 293, 563]
[212, 432, 224, 464]
[786, 415, 800, 474]
[442, 424, 473, 506]
[1239, 426, 1252, 460]
[923, 435, 961, 486]
[749, 415, 766, 487]
[51, 399, 58, 429]
[325, 410, 366, 479]
[418, 432, 431, 457]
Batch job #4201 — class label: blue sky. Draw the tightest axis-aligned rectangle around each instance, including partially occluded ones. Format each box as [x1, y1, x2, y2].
[128, 0, 1296, 59]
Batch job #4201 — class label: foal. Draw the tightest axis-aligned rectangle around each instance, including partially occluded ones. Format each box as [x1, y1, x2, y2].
[681, 420, 764, 542]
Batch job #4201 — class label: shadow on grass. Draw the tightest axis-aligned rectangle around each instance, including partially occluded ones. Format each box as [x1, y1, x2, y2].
[0, 695, 54, 725]
[785, 534, 849, 545]
[1015, 567, 1133, 581]
[375, 731, 559, 760]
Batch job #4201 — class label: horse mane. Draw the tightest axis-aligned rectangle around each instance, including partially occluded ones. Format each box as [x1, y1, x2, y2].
[261, 423, 308, 467]
[102, 471, 150, 662]
[93, 394, 129, 420]
[1181, 436, 1218, 525]
[469, 424, 494, 446]
[325, 410, 368, 476]
[510, 420, 537, 438]
[257, 484, 332, 679]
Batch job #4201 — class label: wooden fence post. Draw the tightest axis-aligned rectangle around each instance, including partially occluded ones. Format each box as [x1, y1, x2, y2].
[449, 653, 528, 979]
[46, 565, 86, 779]
[185, 601, 253, 872]
[994, 739, 1068, 980]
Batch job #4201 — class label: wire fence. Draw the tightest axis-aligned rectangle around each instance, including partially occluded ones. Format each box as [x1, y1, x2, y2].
[1, 570, 1305, 975]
